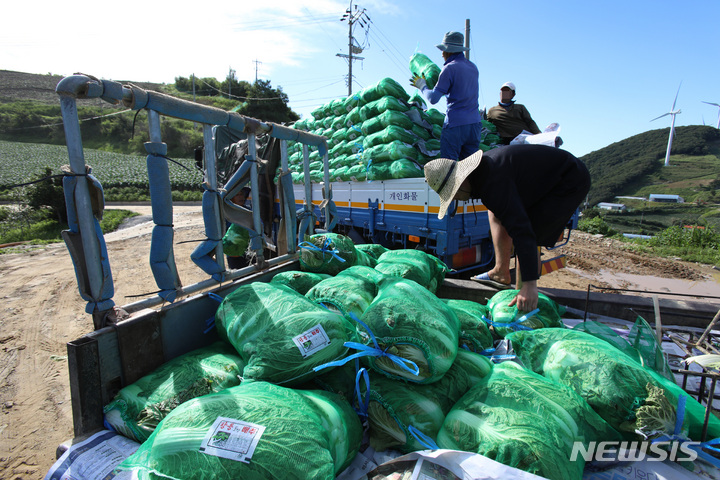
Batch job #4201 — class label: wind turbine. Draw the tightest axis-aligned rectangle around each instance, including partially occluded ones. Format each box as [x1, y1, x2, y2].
[702, 101, 720, 129]
[651, 83, 682, 167]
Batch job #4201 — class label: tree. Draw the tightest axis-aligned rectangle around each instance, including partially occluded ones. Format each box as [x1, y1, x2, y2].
[239, 79, 299, 124]
[173, 75, 299, 124]
[26, 167, 67, 224]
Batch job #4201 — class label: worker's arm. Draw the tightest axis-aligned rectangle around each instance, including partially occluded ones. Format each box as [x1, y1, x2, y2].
[521, 105, 542, 134]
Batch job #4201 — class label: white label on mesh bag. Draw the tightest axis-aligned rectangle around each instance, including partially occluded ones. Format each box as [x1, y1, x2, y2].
[199, 417, 266, 463]
[292, 324, 331, 358]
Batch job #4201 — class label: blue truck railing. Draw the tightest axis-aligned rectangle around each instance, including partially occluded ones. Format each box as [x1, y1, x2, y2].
[56, 74, 331, 329]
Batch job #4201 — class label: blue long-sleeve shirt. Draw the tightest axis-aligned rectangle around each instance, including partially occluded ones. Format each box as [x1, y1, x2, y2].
[420, 53, 481, 128]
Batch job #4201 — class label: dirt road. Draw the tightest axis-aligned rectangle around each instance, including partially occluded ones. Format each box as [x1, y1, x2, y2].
[0, 204, 719, 479]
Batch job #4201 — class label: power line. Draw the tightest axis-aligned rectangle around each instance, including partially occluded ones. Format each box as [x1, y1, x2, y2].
[287, 79, 348, 99]
[365, 27, 408, 78]
[1, 109, 132, 132]
[365, 16, 407, 70]
[230, 14, 338, 32]
[301, 7, 344, 52]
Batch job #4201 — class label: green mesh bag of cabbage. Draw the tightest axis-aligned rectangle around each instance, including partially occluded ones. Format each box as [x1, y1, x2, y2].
[507, 328, 720, 442]
[362, 350, 493, 453]
[215, 282, 358, 386]
[409, 53, 441, 89]
[374, 249, 448, 293]
[355, 243, 388, 261]
[300, 233, 373, 276]
[486, 289, 565, 338]
[572, 316, 675, 381]
[269, 270, 331, 296]
[437, 361, 622, 480]
[358, 277, 459, 384]
[443, 299, 493, 353]
[116, 381, 362, 480]
[305, 266, 379, 319]
[103, 342, 246, 443]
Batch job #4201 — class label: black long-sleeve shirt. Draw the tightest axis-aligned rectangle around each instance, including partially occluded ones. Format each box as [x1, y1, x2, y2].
[467, 144, 591, 281]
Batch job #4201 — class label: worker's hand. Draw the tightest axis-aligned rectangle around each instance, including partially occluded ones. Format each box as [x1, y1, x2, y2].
[508, 281, 539, 312]
[410, 74, 427, 91]
[555, 136, 564, 148]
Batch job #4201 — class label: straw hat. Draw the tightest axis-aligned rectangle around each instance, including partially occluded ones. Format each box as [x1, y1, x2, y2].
[424, 150, 483, 219]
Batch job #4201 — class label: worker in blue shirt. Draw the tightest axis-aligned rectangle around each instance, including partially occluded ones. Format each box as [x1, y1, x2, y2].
[411, 31, 482, 160]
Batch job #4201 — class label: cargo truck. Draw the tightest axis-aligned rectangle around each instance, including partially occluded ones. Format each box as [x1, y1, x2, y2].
[49, 74, 720, 479]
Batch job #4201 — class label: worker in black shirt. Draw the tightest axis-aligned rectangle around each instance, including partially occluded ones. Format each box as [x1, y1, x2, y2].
[424, 144, 590, 310]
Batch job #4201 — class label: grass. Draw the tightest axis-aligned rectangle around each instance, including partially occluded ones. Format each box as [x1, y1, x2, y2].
[600, 202, 720, 236]
[0, 208, 138, 246]
[624, 155, 720, 203]
[619, 238, 720, 267]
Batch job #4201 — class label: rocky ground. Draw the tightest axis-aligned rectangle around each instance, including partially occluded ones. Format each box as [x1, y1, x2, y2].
[0, 205, 718, 479]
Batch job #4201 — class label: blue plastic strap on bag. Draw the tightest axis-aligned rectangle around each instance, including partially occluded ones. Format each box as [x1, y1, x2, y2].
[298, 239, 347, 264]
[313, 313, 420, 377]
[482, 309, 539, 332]
[646, 394, 720, 469]
[675, 394, 687, 435]
[489, 354, 517, 362]
[408, 425, 439, 450]
[354, 367, 370, 419]
[202, 292, 225, 333]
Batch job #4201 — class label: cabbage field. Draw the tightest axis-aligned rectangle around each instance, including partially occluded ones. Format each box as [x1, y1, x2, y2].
[0, 140, 201, 192]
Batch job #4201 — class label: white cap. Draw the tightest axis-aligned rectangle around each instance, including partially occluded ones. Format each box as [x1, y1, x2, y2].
[501, 82, 516, 91]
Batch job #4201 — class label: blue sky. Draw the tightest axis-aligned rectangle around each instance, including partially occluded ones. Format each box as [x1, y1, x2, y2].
[2, 0, 719, 158]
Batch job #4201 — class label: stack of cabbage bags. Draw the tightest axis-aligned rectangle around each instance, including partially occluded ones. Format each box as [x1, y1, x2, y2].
[300, 233, 448, 291]
[286, 77, 444, 184]
[112, 240, 634, 480]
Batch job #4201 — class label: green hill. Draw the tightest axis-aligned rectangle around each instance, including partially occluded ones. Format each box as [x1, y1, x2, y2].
[3, 70, 720, 208]
[0, 70, 298, 158]
[581, 125, 720, 205]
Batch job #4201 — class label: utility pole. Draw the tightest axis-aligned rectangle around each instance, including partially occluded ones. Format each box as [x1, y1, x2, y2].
[338, 0, 368, 96]
[192, 73, 196, 102]
[228, 67, 236, 98]
[252, 59, 262, 84]
[464, 19, 470, 60]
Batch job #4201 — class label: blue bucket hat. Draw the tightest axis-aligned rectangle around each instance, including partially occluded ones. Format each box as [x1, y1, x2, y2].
[436, 31, 469, 53]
